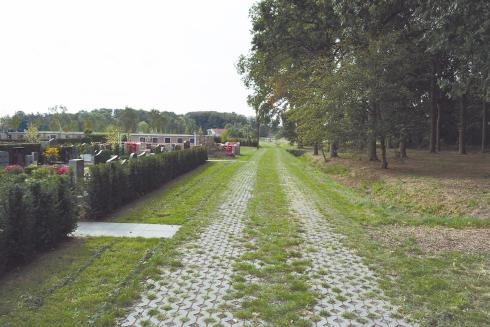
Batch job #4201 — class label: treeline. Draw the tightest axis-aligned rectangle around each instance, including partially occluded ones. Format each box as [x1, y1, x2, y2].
[0, 108, 263, 136]
[239, 0, 489, 167]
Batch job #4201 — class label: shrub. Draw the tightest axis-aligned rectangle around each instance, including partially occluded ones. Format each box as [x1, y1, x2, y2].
[86, 147, 208, 220]
[0, 173, 77, 275]
[286, 149, 306, 157]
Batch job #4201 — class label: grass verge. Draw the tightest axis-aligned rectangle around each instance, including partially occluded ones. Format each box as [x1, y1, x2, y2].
[230, 146, 315, 326]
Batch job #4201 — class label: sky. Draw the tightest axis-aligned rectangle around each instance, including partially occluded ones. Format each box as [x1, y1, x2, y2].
[0, 0, 257, 117]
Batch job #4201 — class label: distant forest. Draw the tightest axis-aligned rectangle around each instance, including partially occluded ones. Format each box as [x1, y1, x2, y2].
[0, 108, 277, 138]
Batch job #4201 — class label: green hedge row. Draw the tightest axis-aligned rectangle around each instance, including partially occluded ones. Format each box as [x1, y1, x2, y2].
[0, 173, 77, 275]
[86, 147, 208, 219]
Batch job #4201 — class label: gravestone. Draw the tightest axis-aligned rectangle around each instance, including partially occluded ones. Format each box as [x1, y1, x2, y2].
[106, 155, 119, 163]
[81, 153, 94, 164]
[31, 152, 39, 164]
[120, 159, 128, 165]
[69, 159, 84, 183]
[94, 150, 111, 164]
[184, 141, 190, 149]
[138, 151, 146, 158]
[0, 151, 9, 167]
[25, 154, 34, 166]
[12, 147, 25, 166]
[129, 153, 137, 160]
[60, 146, 74, 162]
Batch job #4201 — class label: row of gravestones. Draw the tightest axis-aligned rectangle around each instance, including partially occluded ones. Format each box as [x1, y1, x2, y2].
[0, 148, 40, 167]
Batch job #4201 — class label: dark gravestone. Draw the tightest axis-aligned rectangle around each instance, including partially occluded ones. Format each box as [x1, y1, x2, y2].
[106, 155, 119, 163]
[12, 147, 25, 166]
[60, 146, 74, 162]
[0, 151, 9, 167]
[94, 150, 111, 164]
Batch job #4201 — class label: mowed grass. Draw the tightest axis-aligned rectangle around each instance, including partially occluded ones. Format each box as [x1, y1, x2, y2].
[0, 159, 248, 326]
[281, 148, 490, 326]
[231, 146, 315, 326]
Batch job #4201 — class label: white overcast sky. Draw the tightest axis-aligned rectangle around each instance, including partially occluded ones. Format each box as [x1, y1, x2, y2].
[0, 0, 256, 117]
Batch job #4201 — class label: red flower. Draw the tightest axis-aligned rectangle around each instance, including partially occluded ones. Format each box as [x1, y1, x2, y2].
[4, 164, 24, 174]
[54, 166, 70, 175]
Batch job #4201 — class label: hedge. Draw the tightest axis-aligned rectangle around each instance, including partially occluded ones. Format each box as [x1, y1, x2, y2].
[86, 147, 208, 219]
[0, 173, 77, 275]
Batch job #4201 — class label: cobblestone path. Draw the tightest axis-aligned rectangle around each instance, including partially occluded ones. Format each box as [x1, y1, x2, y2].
[278, 159, 415, 327]
[120, 159, 258, 327]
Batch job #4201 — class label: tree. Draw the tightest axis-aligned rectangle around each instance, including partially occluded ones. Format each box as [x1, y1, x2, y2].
[48, 105, 68, 131]
[25, 124, 40, 143]
[137, 121, 151, 133]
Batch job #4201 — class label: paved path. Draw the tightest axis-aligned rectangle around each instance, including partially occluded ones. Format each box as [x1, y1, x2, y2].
[120, 159, 258, 327]
[278, 158, 414, 327]
[73, 222, 180, 239]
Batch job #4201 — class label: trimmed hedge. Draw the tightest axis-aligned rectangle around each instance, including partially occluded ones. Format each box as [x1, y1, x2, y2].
[86, 147, 208, 219]
[0, 173, 77, 275]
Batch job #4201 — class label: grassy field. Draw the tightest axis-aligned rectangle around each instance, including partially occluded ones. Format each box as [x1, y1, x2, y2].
[0, 151, 253, 326]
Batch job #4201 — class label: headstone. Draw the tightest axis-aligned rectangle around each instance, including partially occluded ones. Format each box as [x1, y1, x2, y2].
[106, 155, 119, 163]
[12, 147, 25, 166]
[31, 152, 39, 164]
[233, 143, 240, 155]
[138, 151, 146, 158]
[25, 154, 34, 166]
[0, 151, 9, 167]
[94, 150, 111, 164]
[120, 159, 128, 165]
[60, 146, 74, 162]
[129, 153, 137, 160]
[184, 141, 190, 149]
[81, 153, 94, 164]
[69, 159, 84, 184]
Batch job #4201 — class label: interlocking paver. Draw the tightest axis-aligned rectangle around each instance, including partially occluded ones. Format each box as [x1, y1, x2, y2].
[119, 158, 258, 327]
[278, 160, 416, 327]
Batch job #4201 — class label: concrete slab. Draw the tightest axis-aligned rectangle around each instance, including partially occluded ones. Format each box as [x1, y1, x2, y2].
[73, 222, 180, 239]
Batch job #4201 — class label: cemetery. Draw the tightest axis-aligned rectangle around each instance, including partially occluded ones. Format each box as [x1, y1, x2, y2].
[0, 135, 208, 276]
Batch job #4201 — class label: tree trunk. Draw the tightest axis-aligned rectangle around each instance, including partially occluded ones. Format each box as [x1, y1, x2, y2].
[458, 95, 467, 154]
[367, 109, 378, 161]
[399, 140, 407, 159]
[329, 143, 338, 158]
[321, 146, 328, 162]
[256, 120, 260, 149]
[313, 142, 319, 155]
[380, 136, 388, 169]
[429, 64, 438, 153]
[482, 100, 488, 153]
[436, 97, 442, 152]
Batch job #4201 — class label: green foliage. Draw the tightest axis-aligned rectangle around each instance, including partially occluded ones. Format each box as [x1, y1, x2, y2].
[86, 147, 208, 220]
[0, 174, 77, 275]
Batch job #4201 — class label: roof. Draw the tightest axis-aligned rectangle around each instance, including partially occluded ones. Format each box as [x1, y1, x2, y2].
[130, 133, 195, 137]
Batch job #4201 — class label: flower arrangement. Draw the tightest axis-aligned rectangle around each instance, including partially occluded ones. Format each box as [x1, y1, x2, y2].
[54, 166, 70, 175]
[4, 164, 24, 174]
[44, 147, 60, 163]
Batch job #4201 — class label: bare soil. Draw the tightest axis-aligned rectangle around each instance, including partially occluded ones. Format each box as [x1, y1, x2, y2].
[309, 148, 490, 219]
[369, 225, 490, 254]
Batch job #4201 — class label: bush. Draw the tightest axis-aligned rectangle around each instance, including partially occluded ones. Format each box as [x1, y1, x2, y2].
[86, 147, 208, 220]
[0, 173, 77, 275]
[286, 149, 306, 157]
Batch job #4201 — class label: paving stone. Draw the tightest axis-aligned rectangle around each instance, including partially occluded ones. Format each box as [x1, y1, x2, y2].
[278, 160, 416, 327]
[119, 157, 260, 326]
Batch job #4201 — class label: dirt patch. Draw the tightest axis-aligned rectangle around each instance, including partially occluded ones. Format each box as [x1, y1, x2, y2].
[369, 225, 490, 254]
[307, 148, 490, 219]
